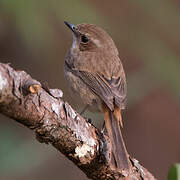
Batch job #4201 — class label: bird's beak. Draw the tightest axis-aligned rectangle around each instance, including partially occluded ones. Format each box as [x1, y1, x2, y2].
[64, 21, 77, 34]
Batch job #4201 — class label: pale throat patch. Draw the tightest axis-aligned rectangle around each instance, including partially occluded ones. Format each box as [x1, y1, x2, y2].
[71, 34, 77, 49]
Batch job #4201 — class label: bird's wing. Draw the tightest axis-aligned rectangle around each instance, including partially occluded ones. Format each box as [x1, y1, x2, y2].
[65, 60, 126, 110]
[100, 73, 127, 109]
[77, 71, 114, 110]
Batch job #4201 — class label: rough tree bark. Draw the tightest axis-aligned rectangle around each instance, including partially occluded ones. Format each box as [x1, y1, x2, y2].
[0, 63, 156, 180]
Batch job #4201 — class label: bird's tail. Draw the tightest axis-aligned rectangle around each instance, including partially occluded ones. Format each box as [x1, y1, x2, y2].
[102, 104, 130, 171]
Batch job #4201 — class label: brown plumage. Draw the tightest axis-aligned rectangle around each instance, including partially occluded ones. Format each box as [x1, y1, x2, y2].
[64, 22, 130, 171]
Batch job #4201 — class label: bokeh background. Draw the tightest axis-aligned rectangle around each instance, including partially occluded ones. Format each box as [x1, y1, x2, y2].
[0, 1, 180, 180]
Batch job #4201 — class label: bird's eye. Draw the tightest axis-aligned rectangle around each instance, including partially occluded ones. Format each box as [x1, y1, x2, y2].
[81, 35, 89, 43]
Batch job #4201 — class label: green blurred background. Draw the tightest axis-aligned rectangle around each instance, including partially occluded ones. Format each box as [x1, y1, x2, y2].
[0, 1, 180, 179]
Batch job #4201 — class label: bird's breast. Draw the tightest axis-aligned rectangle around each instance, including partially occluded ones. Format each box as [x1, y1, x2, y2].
[64, 64, 102, 112]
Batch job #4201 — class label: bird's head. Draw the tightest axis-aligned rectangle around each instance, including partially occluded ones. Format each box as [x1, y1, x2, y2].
[64, 21, 118, 55]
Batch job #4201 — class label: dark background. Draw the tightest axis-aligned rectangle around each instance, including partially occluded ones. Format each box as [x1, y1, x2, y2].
[0, 1, 180, 180]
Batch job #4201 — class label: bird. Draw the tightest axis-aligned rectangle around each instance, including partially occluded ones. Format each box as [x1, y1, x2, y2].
[64, 21, 130, 171]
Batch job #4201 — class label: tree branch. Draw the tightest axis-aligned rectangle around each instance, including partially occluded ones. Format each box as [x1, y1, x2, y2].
[0, 63, 156, 180]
